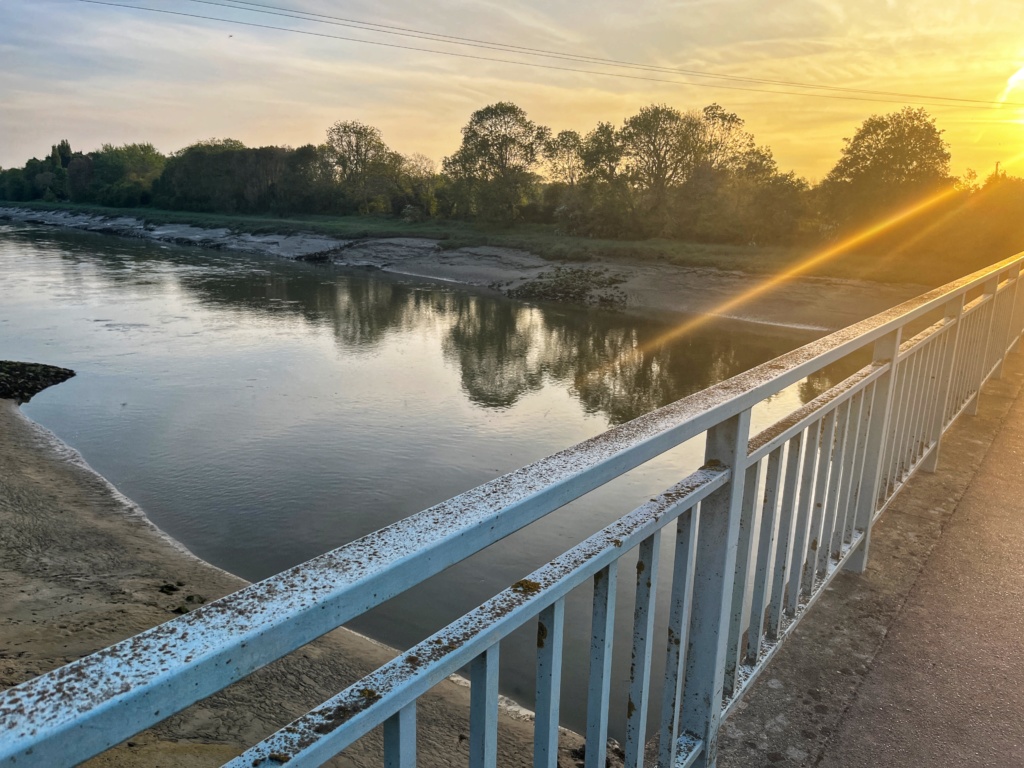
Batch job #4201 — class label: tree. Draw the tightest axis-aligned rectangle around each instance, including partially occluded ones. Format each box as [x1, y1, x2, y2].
[324, 120, 400, 212]
[442, 102, 550, 222]
[819, 107, 952, 228]
[87, 143, 166, 206]
[691, 104, 754, 172]
[394, 153, 438, 219]
[580, 122, 623, 184]
[54, 140, 73, 169]
[543, 130, 584, 186]
[619, 104, 690, 210]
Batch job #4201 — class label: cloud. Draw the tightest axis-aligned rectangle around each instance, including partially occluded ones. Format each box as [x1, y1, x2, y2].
[2, 0, 1023, 177]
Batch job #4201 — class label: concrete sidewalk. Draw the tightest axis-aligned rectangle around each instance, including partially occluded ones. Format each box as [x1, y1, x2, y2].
[719, 351, 1024, 767]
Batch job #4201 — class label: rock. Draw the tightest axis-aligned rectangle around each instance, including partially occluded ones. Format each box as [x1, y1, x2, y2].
[0, 361, 75, 403]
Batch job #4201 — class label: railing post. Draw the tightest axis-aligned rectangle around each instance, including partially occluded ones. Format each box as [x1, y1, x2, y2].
[469, 646, 500, 768]
[723, 461, 762, 698]
[624, 533, 661, 768]
[680, 408, 752, 767]
[970, 276, 1000, 414]
[992, 265, 1020, 380]
[383, 703, 417, 768]
[534, 600, 565, 768]
[585, 566, 617, 768]
[922, 296, 964, 472]
[845, 329, 901, 573]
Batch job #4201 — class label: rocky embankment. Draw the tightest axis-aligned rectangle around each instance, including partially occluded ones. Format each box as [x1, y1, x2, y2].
[0, 360, 75, 402]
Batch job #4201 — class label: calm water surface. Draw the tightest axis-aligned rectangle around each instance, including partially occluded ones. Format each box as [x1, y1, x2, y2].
[0, 222, 849, 735]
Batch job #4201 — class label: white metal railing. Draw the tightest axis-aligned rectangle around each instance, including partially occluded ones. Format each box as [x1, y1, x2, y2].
[2, 251, 1023, 768]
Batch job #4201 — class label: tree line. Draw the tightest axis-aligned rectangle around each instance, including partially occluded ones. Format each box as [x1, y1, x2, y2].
[2, 102, 1021, 253]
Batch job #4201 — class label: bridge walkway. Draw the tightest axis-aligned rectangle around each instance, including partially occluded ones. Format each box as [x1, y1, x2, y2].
[719, 348, 1024, 767]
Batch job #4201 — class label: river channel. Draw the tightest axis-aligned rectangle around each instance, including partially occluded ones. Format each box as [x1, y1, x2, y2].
[0, 222, 852, 737]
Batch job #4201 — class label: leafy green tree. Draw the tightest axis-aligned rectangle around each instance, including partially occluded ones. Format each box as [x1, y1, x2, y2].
[690, 104, 754, 172]
[544, 130, 584, 186]
[272, 144, 337, 214]
[819, 107, 952, 228]
[394, 153, 439, 219]
[580, 122, 623, 183]
[54, 140, 73, 169]
[66, 154, 94, 202]
[619, 104, 691, 210]
[442, 102, 551, 222]
[85, 143, 166, 206]
[324, 120, 401, 212]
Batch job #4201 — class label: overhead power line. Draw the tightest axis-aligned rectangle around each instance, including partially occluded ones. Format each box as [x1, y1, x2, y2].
[75, 0, 1022, 111]
[203, 0, 1021, 109]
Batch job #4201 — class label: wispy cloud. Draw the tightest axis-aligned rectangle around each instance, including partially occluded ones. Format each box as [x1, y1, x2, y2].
[2, 0, 1023, 177]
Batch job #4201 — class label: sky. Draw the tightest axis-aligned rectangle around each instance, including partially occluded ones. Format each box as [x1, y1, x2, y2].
[2, 0, 1024, 182]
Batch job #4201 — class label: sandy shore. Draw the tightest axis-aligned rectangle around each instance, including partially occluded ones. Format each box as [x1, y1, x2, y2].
[0, 206, 925, 332]
[0, 399, 585, 766]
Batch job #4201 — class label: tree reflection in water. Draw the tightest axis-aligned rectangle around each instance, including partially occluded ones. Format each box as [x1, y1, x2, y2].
[36, 226, 862, 423]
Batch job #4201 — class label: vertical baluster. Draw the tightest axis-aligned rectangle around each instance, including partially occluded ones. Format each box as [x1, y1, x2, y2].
[963, 309, 983, 411]
[919, 335, 944, 459]
[906, 347, 929, 473]
[908, 341, 934, 467]
[878, 350, 908, 499]
[767, 434, 802, 638]
[846, 329, 901, 571]
[890, 348, 920, 486]
[833, 390, 865, 558]
[786, 421, 821, 615]
[844, 382, 875, 547]
[888, 347, 915, 494]
[957, 310, 979, 415]
[585, 565, 617, 768]
[384, 703, 417, 768]
[1013, 265, 1024, 342]
[817, 400, 850, 578]
[624, 532, 661, 768]
[802, 409, 836, 598]
[534, 600, 565, 768]
[746, 447, 783, 663]
[658, 509, 699, 768]
[993, 266, 1020, 378]
[971, 296, 995, 408]
[724, 460, 762, 698]
[948, 311, 969, 420]
[917, 334, 944, 463]
[470, 645, 500, 768]
[970, 277, 999, 413]
[680, 409, 752, 768]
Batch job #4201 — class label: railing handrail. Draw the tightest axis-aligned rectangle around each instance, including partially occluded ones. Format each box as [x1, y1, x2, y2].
[2, 248, 1023, 767]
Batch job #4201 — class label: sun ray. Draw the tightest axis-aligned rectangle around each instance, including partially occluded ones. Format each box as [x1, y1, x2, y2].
[609, 186, 961, 367]
[997, 66, 1024, 103]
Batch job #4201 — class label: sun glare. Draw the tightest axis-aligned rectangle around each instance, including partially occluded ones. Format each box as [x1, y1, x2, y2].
[620, 188, 960, 361]
[998, 66, 1024, 103]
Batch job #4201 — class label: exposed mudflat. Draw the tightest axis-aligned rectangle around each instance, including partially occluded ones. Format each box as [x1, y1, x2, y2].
[0, 206, 926, 332]
[0, 399, 586, 766]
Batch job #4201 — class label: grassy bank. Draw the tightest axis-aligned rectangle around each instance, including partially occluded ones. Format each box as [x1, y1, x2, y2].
[3, 200, 1013, 287]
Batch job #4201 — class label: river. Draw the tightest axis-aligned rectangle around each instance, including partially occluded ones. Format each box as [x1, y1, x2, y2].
[0, 221, 853, 737]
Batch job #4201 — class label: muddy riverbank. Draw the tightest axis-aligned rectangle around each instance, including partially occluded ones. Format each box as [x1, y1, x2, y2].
[0, 392, 586, 766]
[0, 206, 925, 332]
